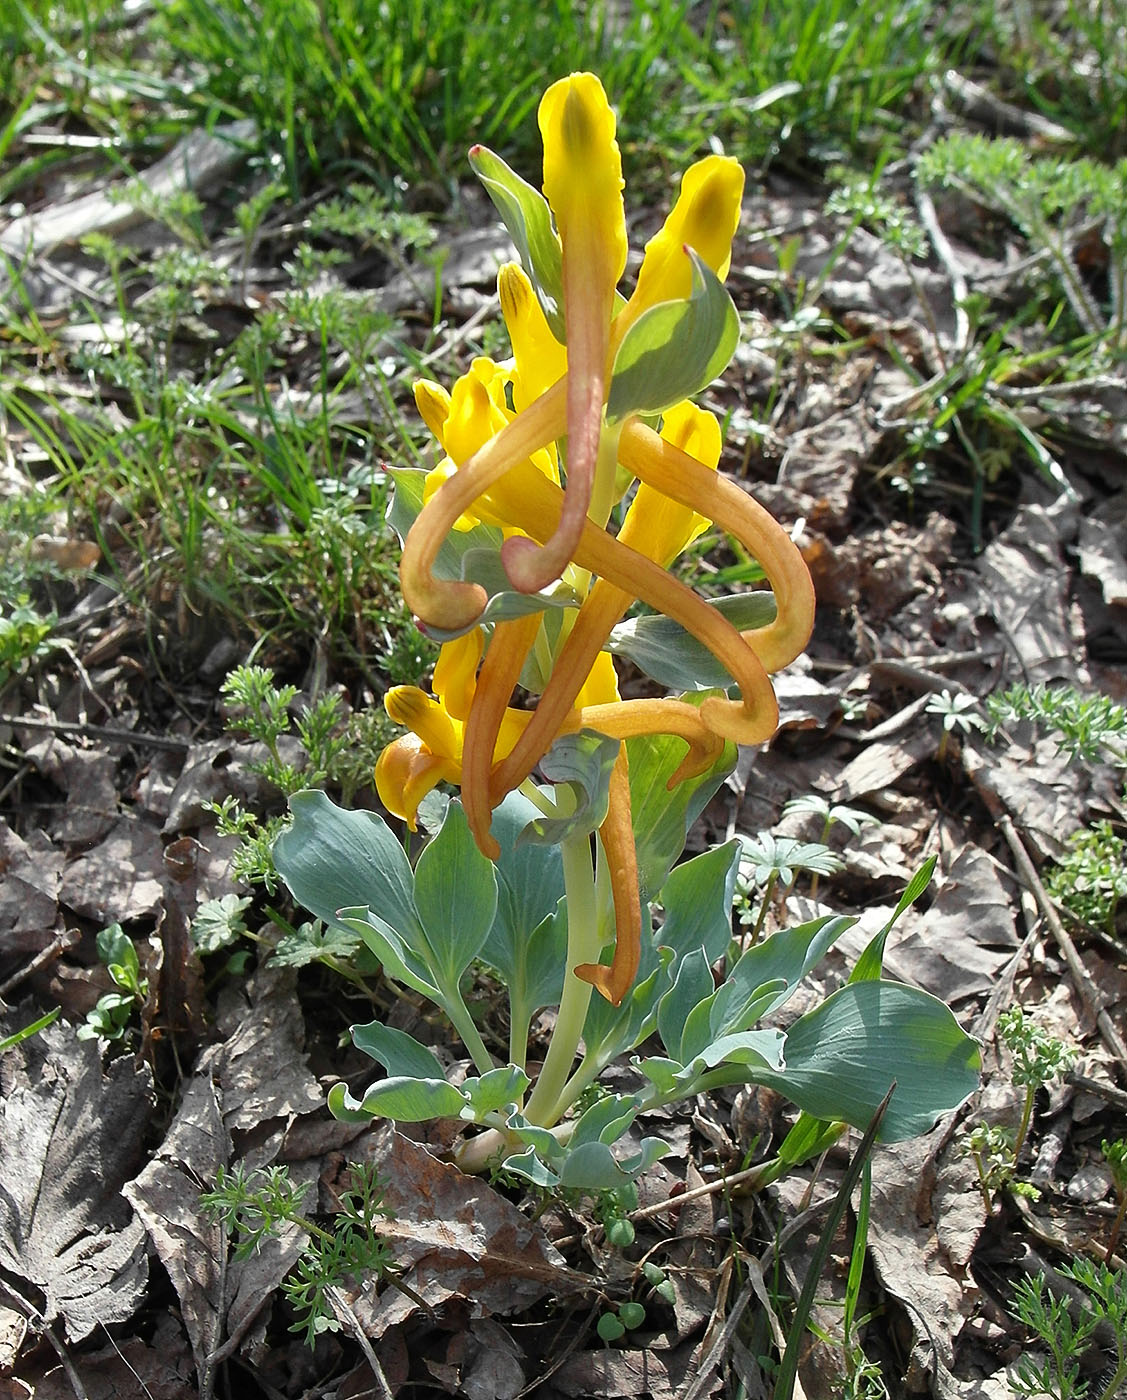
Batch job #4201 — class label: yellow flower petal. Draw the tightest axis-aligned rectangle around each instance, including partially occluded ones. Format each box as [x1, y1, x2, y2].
[503, 74, 625, 596]
[400, 378, 567, 631]
[413, 379, 452, 446]
[461, 612, 543, 859]
[375, 733, 455, 830]
[614, 155, 744, 349]
[384, 685, 459, 759]
[499, 262, 568, 412]
[432, 632, 483, 723]
[617, 400, 721, 566]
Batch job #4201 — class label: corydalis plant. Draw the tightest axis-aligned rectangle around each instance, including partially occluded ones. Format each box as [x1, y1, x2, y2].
[273, 74, 980, 1191]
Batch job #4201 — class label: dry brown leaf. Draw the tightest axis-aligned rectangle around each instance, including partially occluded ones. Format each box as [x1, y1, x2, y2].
[0, 820, 63, 954]
[867, 1131, 985, 1393]
[19, 1313, 197, 1399]
[123, 1075, 229, 1389]
[553, 1338, 720, 1400]
[59, 815, 166, 923]
[212, 967, 323, 1131]
[343, 1126, 585, 1338]
[880, 845, 1021, 1003]
[0, 1021, 150, 1342]
[978, 501, 1088, 687]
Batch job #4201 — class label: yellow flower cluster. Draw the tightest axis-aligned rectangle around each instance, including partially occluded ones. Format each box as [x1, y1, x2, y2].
[376, 73, 815, 1004]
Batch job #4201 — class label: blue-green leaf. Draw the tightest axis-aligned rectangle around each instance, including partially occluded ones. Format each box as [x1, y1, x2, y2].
[423, 547, 581, 644]
[387, 468, 501, 584]
[657, 842, 741, 966]
[336, 908, 438, 999]
[328, 1075, 465, 1123]
[519, 731, 619, 845]
[501, 1146, 560, 1189]
[557, 1137, 670, 1191]
[754, 981, 981, 1142]
[657, 948, 715, 1062]
[274, 789, 423, 948]
[711, 914, 855, 1034]
[580, 940, 669, 1072]
[460, 1065, 530, 1119]
[570, 1094, 639, 1149]
[480, 790, 567, 1015]
[687, 1027, 785, 1072]
[350, 1021, 446, 1080]
[414, 801, 497, 988]
[850, 857, 937, 984]
[635, 1056, 682, 1096]
[504, 1111, 565, 1163]
[607, 594, 777, 691]
[627, 722, 737, 902]
[468, 145, 564, 339]
[606, 249, 739, 422]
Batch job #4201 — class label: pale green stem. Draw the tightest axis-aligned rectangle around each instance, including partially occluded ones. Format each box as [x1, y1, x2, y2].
[750, 872, 778, 943]
[587, 421, 623, 533]
[1013, 1084, 1036, 1163]
[518, 778, 557, 817]
[546, 842, 618, 1121]
[439, 986, 497, 1077]
[523, 828, 599, 1126]
[551, 1045, 604, 1121]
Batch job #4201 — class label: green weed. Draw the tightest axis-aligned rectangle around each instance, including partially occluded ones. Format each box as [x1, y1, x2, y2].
[1045, 822, 1127, 940]
[1010, 1259, 1127, 1400]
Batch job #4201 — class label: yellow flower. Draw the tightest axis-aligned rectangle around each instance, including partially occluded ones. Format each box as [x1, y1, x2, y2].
[380, 73, 816, 1003]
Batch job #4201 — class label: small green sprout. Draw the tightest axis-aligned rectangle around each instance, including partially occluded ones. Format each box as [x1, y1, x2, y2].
[736, 832, 844, 940]
[986, 684, 1127, 765]
[925, 689, 987, 761]
[597, 1183, 639, 1249]
[201, 1162, 396, 1347]
[597, 1299, 646, 1344]
[1102, 1139, 1127, 1261]
[0, 597, 58, 691]
[1010, 1259, 1127, 1400]
[997, 1007, 1078, 1162]
[782, 794, 878, 896]
[77, 925, 148, 1043]
[1045, 822, 1127, 939]
[642, 1260, 676, 1306]
[597, 1311, 626, 1342]
[966, 1122, 1039, 1213]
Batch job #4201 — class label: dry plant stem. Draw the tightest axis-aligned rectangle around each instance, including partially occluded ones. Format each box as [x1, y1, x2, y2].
[1106, 1191, 1127, 1263]
[326, 1286, 394, 1400]
[0, 1276, 89, 1400]
[680, 1278, 757, 1400]
[1069, 1071, 1127, 1113]
[0, 928, 78, 998]
[1, 712, 191, 751]
[915, 182, 970, 359]
[966, 754, 1127, 1076]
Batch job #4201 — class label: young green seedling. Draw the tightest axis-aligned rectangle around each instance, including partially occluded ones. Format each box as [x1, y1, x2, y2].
[1102, 1139, 1127, 1262]
[926, 689, 987, 763]
[997, 1006, 1078, 1162]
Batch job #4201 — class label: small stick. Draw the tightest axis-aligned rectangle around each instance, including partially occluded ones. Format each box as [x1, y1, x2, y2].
[1, 713, 191, 752]
[326, 1286, 394, 1400]
[965, 753, 1127, 1077]
[0, 929, 79, 999]
[0, 1277, 90, 1400]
